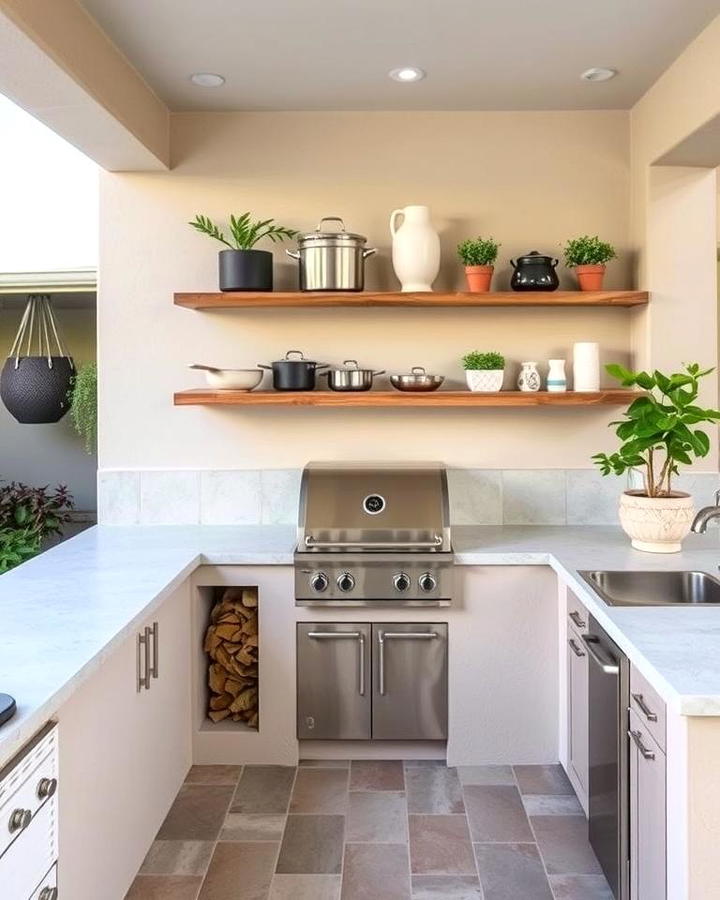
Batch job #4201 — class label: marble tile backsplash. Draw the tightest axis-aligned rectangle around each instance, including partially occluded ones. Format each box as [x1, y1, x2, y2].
[98, 468, 720, 527]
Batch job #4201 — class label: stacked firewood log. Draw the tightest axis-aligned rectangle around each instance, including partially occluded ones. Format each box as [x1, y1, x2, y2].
[204, 587, 258, 728]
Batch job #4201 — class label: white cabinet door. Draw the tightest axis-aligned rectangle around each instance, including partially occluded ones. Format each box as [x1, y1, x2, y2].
[566, 625, 589, 808]
[58, 582, 192, 900]
[629, 707, 666, 900]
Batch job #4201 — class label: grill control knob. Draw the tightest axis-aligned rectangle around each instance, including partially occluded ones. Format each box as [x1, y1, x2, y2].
[393, 572, 411, 593]
[418, 572, 437, 593]
[337, 573, 356, 593]
[310, 572, 329, 593]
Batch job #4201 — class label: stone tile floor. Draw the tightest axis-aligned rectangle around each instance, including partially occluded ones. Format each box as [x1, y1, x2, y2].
[125, 761, 613, 900]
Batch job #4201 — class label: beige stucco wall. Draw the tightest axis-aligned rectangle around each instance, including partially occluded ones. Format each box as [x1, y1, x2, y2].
[97, 110, 636, 469]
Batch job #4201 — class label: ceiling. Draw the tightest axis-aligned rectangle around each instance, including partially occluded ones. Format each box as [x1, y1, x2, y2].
[79, 0, 719, 111]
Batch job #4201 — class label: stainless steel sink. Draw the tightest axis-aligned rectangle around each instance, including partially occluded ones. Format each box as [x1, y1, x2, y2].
[578, 570, 720, 606]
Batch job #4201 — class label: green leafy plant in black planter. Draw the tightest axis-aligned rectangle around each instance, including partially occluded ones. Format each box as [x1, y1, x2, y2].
[462, 350, 506, 392]
[593, 362, 720, 552]
[189, 212, 297, 292]
[562, 235, 617, 291]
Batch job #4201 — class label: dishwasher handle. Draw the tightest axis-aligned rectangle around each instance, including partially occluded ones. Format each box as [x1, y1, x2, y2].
[581, 633, 619, 674]
[377, 631, 438, 696]
[307, 631, 365, 696]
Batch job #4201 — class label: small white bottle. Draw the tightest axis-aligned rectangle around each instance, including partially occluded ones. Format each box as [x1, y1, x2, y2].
[547, 359, 567, 392]
[573, 342, 600, 391]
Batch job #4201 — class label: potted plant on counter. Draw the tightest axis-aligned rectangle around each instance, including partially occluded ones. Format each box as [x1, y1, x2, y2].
[457, 236, 500, 292]
[593, 362, 720, 553]
[463, 351, 505, 392]
[563, 234, 616, 291]
[189, 211, 297, 291]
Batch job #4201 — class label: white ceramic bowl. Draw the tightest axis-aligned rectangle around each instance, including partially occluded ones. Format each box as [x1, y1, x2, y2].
[202, 368, 263, 391]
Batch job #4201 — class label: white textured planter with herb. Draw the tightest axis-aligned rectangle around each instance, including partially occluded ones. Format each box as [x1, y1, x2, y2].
[463, 351, 505, 392]
[594, 362, 720, 553]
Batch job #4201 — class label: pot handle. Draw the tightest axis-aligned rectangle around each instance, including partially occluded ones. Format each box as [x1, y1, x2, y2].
[257, 364, 272, 370]
[285, 249, 300, 260]
[317, 216, 346, 232]
[372, 370, 386, 377]
[284, 350, 306, 360]
[390, 209, 404, 237]
[411, 366, 427, 375]
[552, 258, 559, 267]
[510, 259, 517, 268]
[343, 360, 360, 369]
[363, 248, 377, 259]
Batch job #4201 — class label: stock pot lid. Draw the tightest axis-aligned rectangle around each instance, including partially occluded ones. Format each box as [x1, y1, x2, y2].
[296, 216, 367, 247]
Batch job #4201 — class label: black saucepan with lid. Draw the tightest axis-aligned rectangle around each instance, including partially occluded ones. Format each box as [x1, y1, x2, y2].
[258, 350, 328, 391]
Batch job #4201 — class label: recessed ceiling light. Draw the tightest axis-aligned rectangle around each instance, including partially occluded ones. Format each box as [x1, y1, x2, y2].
[388, 66, 426, 83]
[580, 67, 617, 83]
[190, 72, 225, 88]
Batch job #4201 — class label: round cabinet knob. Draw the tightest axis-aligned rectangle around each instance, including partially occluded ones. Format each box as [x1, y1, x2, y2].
[310, 572, 329, 593]
[418, 572, 437, 593]
[393, 573, 411, 592]
[39, 888, 58, 900]
[37, 777, 58, 800]
[8, 807, 32, 834]
[337, 573, 355, 593]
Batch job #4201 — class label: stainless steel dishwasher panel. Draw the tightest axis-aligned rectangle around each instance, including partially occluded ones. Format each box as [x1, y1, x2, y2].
[297, 623, 371, 739]
[372, 623, 448, 740]
[583, 617, 629, 900]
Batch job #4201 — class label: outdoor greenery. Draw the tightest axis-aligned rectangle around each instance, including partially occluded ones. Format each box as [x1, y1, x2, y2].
[70, 362, 97, 453]
[593, 363, 720, 497]
[457, 237, 501, 267]
[563, 234, 616, 267]
[0, 482, 74, 573]
[189, 212, 297, 251]
[462, 351, 505, 371]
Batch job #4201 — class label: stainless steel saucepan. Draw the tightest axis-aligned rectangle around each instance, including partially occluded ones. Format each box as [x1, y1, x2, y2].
[286, 217, 376, 292]
[323, 360, 385, 392]
[390, 366, 445, 392]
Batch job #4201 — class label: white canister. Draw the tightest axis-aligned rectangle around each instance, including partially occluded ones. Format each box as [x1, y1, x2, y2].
[390, 205, 441, 292]
[517, 362, 541, 392]
[573, 342, 600, 391]
[547, 359, 567, 392]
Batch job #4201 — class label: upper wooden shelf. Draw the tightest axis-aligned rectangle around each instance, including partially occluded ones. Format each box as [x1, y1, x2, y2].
[175, 389, 637, 408]
[174, 290, 649, 310]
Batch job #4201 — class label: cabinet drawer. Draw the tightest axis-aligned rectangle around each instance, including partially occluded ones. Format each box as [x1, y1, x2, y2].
[566, 591, 588, 634]
[0, 802, 57, 900]
[30, 864, 57, 900]
[630, 666, 666, 753]
[0, 724, 58, 860]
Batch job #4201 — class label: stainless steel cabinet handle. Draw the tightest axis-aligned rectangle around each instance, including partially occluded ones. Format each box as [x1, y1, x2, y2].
[581, 634, 619, 674]
[304, 535, 443, 550]
[568, 638, 586, 657]
[137, 630, 150, 692]
[377, 631, 438, 696]
[8, 807, 32, 834]
[37, 777, 58, 800]
[307, 631, 365, 696]
[631, 692, 658, 722]
[569, 610, 586, 629]
[148, 621, 159, 679]
[629, 728, 656, 760]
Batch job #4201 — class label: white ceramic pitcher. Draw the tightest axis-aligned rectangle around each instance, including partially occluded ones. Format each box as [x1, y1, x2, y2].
[390, 205, 440, 292]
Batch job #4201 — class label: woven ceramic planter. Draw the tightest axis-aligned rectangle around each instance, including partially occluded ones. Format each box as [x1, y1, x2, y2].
[619, 490, 695, 553]
[466, 369, 504, 392]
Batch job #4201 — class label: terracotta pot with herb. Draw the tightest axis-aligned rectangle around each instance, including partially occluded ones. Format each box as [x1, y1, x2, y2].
[563, 235, 616, 291]
[593, 362, 720, 552]
[457, 237, 500, 292]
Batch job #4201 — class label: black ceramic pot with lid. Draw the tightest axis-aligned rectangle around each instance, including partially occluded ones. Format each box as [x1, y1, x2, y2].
[510, 251, 560, 292]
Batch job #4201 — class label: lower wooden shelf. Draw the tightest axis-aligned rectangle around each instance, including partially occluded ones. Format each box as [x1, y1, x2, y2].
[174, 389, 636, 408]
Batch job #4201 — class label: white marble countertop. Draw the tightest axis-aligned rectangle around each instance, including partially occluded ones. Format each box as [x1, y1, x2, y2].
[1, 523, 720, 764]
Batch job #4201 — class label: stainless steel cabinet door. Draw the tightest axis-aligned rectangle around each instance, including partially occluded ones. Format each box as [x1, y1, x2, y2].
[372, 623, 448, 740]
[628, 708, 666, 900]
[297, 623, 371, 739]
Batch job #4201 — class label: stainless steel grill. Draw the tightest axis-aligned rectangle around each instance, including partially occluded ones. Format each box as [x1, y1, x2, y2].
[294, 461, 453, 606]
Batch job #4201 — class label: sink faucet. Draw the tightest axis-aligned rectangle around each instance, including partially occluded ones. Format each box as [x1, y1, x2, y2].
[691, 490, 720, 533]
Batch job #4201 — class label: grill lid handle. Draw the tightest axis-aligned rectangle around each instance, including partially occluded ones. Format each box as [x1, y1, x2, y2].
[304, 535, 444, 550]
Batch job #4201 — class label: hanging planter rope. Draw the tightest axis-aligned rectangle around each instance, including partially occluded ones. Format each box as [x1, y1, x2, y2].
[0, 294, 75, 424]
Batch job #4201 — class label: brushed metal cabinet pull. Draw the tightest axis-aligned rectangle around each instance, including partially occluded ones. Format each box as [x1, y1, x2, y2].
[378, 631, 438, 696]
[137, 630, 150, 692]
[8, 807, 32, 834]
[581, 634, 619, 674]
[39, 888, 58, 900]
[569, 610, 586, 629]
[307, 631, 365, 697]
[568, 638, 586, 657]
[631, 692, 658, 722]
[628, 728, 656, 761]
[149, 621, 159, 679]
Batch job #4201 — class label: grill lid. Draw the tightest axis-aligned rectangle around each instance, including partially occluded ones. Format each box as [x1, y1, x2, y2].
[298, 461, 451, 552]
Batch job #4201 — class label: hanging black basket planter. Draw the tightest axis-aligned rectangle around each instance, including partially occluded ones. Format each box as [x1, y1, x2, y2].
[0, 295, 75, 424]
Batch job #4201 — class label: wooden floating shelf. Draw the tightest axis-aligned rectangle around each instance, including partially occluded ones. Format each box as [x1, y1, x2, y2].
[175, 290, 648, 310]
[174, 389, 637, 408]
